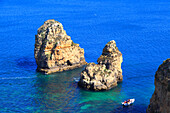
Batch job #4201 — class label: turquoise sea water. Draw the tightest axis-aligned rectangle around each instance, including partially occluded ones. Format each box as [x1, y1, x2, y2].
[0, 0, 170, 112]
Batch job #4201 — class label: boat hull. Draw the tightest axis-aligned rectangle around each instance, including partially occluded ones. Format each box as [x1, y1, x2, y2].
[122, 99, 135, 106]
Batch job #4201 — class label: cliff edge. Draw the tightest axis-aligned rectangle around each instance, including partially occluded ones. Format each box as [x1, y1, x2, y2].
[147, 59, 170, 113]
[78, 40, 123, 91]
[34, 19, 86, 74]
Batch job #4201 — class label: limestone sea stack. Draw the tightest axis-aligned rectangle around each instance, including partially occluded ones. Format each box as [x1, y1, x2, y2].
[147, 59, 170, 113]
[78, 40, 123, 91]
[97, 40, 123, 82]
[34, 19, 86, 74]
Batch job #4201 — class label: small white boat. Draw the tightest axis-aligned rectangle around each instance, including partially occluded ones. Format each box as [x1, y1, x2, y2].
[73, 77, 80, 82]
[122, 99, 135, 106]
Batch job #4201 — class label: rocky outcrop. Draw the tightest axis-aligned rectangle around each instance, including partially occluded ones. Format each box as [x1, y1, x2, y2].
[97, 40, 123, 82]
[78, 40, 123, 91]
[147, 59, 170, 113]
[34, 19, 86, 74]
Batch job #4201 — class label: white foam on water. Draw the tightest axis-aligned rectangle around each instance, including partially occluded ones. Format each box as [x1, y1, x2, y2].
[73, 77, 80, 83]
[0, 76, 37, 80]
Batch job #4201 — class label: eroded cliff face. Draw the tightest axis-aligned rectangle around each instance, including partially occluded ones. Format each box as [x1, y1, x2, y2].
[34, 19, 86, 74]
[147, 59, 170, 113]
[78, 40, 123, 91]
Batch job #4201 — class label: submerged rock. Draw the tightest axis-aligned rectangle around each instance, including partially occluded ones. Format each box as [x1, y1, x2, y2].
[147, 59, 170, 113]
[78, 40, 123, 91]
[34, 19, 86, 74]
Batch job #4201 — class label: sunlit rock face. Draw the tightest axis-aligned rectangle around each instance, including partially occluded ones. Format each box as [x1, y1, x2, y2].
[34, 19, 86, 74]
[78, 40, 123, 91]
[97, 40, 123, 82]
[147, 59, 170, 113]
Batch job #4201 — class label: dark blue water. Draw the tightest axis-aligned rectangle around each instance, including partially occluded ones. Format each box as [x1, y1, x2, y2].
[0, 0, 170, 112]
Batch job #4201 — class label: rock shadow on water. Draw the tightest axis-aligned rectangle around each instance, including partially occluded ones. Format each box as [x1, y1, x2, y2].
[15, 57, 37, 71]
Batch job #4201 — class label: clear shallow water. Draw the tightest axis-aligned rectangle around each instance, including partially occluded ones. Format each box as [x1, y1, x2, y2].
[0, 0, 170, 112]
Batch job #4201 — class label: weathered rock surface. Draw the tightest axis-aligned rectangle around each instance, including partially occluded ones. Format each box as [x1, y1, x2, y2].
[78, 40, 123, 91]
[147, 59, 170, 113]
[97, 40, 123, 81]
[34, 19, 86, 74]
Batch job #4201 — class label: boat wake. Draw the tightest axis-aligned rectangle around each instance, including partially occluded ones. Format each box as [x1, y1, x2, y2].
[0, 76, 36, 80]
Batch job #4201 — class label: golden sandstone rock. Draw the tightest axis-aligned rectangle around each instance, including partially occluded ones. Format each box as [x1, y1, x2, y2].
[34, 19, 86, 74]
[78, 40, 123, 91]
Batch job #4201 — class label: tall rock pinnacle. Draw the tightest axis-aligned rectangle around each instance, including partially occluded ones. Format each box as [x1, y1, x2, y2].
[34, 19, 86, 74]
